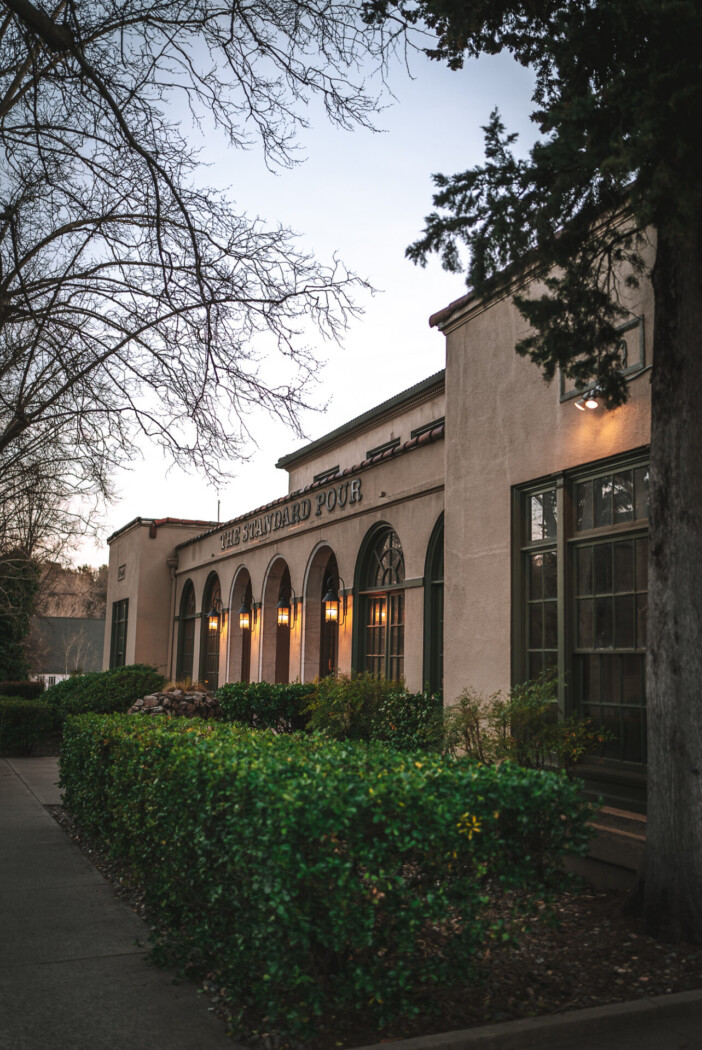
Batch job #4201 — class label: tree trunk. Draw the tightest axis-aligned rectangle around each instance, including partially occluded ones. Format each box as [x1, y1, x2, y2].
[641, 208, 702, 942]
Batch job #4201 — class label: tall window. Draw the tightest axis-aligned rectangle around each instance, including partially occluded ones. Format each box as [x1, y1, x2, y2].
[176, 581, 196, 681]
[424, 515, 444, 694]
[359, 528, 405, 680]
[200, 574, 221, 692]
[240, 578, 252, 683]
[275, 566, 291, 685]
[109, 598, 128, 668]
[516, 452, 649, 768]
[320, 554, 339, 678]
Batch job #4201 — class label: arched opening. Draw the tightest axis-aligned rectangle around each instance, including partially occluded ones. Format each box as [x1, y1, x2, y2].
[176, 579, 196, 681]
[200, 572, 222, 691]
[354, 525, 405, 680]
[303, 546, 340, 681]
[424, 514, 444, 694]
[261, 558, 293, 684]
[229, 568, 253, 683]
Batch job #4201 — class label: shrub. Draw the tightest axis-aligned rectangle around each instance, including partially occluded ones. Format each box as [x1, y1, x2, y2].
[217, 681, 314, 732]
[369, 688, 444, 751]
[0, 698, 54, 755]
[0, 680, 45, 700]
[445, 672, 612, 773]
[60, 714, 593, 1040]
[44, 664, 165, 725]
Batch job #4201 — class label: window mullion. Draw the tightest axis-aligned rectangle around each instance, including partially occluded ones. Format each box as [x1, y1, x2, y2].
[556, 475, 568, 716]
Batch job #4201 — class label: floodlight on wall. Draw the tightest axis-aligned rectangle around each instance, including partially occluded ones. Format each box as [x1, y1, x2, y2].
[277, 583, 298, 628]
[207, 596, 224, 632]
[322, 575, 347, 625]
[575, 387, 601, 411]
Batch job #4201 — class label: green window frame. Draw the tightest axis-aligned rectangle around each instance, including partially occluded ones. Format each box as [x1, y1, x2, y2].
[109, 598, 128, 668]
[513, 449, 649, 769]
[176, 580, 197, 681]
[356, 527, 405, 681]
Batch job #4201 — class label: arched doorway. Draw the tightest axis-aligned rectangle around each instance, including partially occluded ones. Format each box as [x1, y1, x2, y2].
[261, 558, 293, 684]
[303, 545, 340, 681]
[229, 569, 253, 683]
[424, 514, 444, 694]
[176, 579, 196, 681]
[200, 572, 222, 691]
[354, 525, 405, 680]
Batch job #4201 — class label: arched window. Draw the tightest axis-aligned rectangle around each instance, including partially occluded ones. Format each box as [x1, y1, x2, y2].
[358, 527, 405, 680]
[424, 515, 444, 695]
[176, 580, 196, 681]
[275, 566, 291, 684]
[200, 573, 221, 691]
[229, 571, 253, 684]
[320, 553, 339, 678]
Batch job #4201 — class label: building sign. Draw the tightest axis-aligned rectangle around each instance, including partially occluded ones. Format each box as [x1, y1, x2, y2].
[220, 478, 362, 551]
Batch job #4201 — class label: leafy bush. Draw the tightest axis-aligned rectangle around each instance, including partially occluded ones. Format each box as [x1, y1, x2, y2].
[0, 698, 54, 755]
[445, 672, 612, 772]
[44, 664, 165, 725]
[216, 681, 314, 732]
[60, 714, 593, 1040]
[0, 680, 45, 700]
[308, 672, 443, 751]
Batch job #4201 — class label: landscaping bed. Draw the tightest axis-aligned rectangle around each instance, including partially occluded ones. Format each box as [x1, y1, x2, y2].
[48, 801, 702, 1048]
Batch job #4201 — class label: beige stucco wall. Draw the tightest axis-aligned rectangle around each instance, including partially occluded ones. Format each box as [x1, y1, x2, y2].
[441, 270, 653, 703]
[104, 521, 215, 675]
[172, 437, 444, 692]
[283, 387, 445, 493]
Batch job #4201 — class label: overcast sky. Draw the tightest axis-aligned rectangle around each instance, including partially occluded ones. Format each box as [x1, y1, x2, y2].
[74, 46, 536, 566]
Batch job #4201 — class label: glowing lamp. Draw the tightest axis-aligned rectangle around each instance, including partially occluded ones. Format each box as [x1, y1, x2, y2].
[277, 598, 291, 627]
[207, 603, 220, 633]
[323, 583, 340, 623]
[238, 601, 251, 631]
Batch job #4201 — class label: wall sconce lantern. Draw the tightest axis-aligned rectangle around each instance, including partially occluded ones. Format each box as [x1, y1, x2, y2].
[207, 596, 224, 633]
[238, 590, 257, 631]
[322, 576, 347, 625]
[277, 583, 298, 628]
[575, 387, 601, 411]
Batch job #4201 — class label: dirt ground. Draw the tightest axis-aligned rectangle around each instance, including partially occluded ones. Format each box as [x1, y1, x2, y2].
[49, 805, 702, 1049]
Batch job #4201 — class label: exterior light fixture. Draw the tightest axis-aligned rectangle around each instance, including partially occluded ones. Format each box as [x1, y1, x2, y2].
[277, 583, 298, 628]
[322, 575, 347, 624]
[575, 386, 601, 411]
[238, 588, 257, 631]
[207, 597, 223, 632]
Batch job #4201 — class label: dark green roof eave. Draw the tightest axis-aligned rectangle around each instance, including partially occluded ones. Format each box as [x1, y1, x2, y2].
[275, 369, 445, 471]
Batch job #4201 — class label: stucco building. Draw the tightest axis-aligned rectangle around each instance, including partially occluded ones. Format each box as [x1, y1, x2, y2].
[105, 261, 652, 814]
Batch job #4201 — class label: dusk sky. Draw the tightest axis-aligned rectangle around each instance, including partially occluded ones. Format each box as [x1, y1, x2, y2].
[75, 45, 536, 565]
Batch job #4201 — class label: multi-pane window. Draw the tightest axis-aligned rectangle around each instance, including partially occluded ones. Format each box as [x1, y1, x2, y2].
[523, 489, 559, 679]
[200, 575, 221, 691]
[518, 454, 649, 768]
[109, 598, 128, 668]
[573, 466, 649, 764]
[177, 581, 197, 680]
[359, 528, 405, 680]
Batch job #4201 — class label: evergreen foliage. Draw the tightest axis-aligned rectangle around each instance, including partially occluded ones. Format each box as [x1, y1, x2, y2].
[0, 697, 53, 755]
[60, 714, 593, 1039]
[0, 553, 39, 680]
[44, 663, 165, 725]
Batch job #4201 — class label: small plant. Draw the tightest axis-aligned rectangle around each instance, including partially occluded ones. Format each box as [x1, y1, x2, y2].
[445, 671, 613, 773]
[44, 664, 165, 725]
[162, 677, 208, 692]
[307, 671, 400, 740]
[216, 681, 313, 732]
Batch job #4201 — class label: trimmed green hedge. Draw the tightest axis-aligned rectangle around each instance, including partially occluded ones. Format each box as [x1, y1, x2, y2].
[44, 664, 165, 725]
[216, 681, 313, 732]
[0, 698, 54, 755]
[60, 715, 593, 1039]
[0, 680, 45, 700]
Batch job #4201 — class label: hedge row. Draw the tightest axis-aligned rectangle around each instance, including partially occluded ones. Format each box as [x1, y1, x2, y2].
[0, 680, 45, 700]
[0, 698, 54, 755]
[217, 672, 444, 752]
[44, 664, 165, 725]
[60, 715, 593, 1039]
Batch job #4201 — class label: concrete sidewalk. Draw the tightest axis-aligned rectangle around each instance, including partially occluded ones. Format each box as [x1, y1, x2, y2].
[0, 757, 239, 1050]
[2, 758, 701, 1050]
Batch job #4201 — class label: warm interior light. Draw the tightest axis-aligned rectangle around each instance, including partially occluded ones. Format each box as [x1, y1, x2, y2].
[323, 583, 340, 623]
[277, 599, 290, 627]
[380, 603, 387, 624]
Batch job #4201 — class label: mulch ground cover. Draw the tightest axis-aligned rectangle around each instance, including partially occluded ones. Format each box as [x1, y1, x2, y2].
[49, 804, 702, 1049]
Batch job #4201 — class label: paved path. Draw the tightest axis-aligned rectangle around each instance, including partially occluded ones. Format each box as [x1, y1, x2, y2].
[0, 758, 239, 1050]
[2, 757, 701, 1050]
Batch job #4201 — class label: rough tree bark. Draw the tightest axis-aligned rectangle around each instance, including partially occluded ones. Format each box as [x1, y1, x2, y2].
[643, 206, 702, 942]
